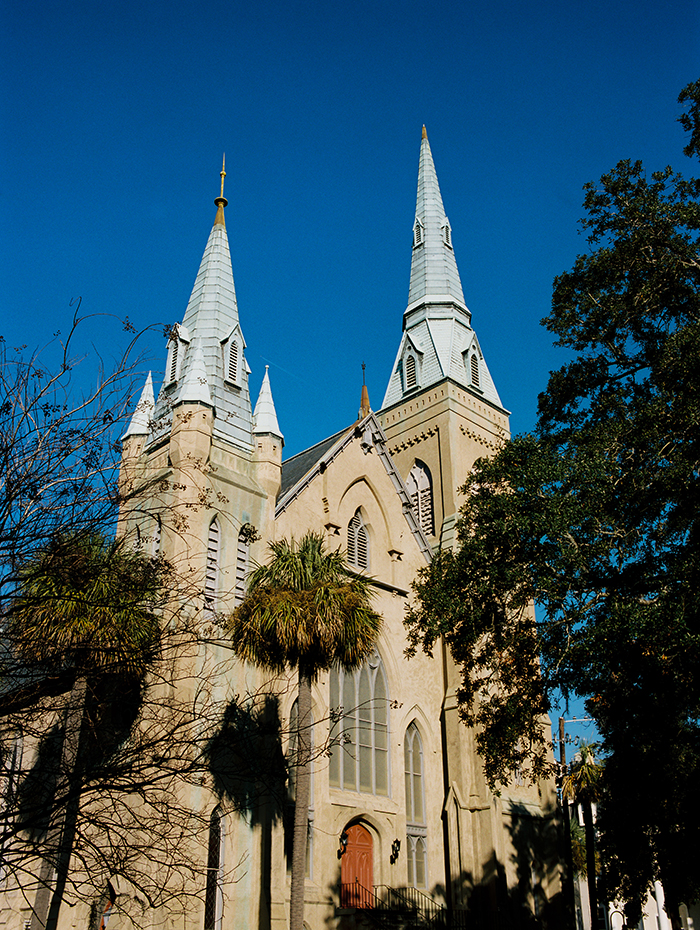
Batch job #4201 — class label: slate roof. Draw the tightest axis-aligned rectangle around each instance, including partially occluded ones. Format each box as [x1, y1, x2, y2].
[149, 200, 255, 451]
[278, 425, 353, 500]
[381, 129, 504, 412]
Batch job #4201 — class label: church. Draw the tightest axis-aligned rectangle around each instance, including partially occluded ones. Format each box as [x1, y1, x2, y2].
[5, 130, 561, 930]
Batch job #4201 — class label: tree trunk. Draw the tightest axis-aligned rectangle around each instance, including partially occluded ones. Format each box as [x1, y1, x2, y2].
[289, 671, 311, 930]
[30, 675, 87, 930]
[582, 799, 599, 930]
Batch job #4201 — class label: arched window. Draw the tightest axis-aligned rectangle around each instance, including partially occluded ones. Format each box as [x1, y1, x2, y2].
[288, 700, 314, 878]
[234, 527, 250, 606]
[204, 806, 224, 930]
[347, 508, 369, 570]
[470, 353, 480, 388]
[407, 461, 434, 536]
[205, 518, 220, 609]
[404, 723, 427, 888]
[405, 354, 417, 390]
[329, 652, 388, 796]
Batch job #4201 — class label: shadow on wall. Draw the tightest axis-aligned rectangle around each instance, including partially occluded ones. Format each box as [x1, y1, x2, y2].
[323, 802, 565, 930]
[15, 672, 145, 843]
[205, 693, 287, 930]
[205, 693, 287, 823]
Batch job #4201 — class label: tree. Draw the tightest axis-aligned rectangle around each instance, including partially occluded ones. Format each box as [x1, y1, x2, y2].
[0, 313, 258, 923]
[0, 306, 150, 619]
[8, 533, 168, 930]
[225, 532, 383, 930]
[405, 82, 700, 927]
[562, 744, 602, 930]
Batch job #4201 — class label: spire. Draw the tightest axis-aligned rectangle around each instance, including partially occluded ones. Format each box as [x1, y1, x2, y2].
[359, 362, 371, 419]
[122, 373, 154, 439]
[150, 167, 254, 451]
[214, 154, 227, 227]
[381, 129, 503, 411]
[407, 126, 465, 308]
[253, 367, 283, 440]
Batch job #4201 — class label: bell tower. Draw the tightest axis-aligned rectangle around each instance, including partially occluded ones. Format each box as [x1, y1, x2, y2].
[377, 128, 510, 549]
[119, 162, 283, 611]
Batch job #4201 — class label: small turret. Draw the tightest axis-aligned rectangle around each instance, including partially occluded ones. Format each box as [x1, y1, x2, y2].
[253, 366, 283, 499]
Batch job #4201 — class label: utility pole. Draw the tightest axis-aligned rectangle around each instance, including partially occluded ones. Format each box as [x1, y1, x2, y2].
[559, 717, 578, 930]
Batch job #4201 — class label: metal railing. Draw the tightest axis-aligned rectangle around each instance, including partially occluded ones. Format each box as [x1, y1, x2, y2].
[339, 881, 469, 928]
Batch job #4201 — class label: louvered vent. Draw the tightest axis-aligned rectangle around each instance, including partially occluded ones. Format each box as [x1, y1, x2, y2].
[443, 221, 452, 248]
[419, 488, 433, 535]
[407, 462, 434, 536]
[169, 339, 179, 383]
[413, 218, 424, 248]
[228, 340, 238, 383]
[405, 354, 417, 390]
[234, 529, 249, 605]
[470, 353, 480, 388]
[348, 508, 369, 570]
[205, 518, 220, 606]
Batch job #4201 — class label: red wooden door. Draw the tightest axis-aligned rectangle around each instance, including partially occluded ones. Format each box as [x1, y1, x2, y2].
[341, 823, 373, 907]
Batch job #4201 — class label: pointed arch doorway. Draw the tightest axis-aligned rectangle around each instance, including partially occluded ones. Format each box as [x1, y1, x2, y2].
[341, 823, 373, 908]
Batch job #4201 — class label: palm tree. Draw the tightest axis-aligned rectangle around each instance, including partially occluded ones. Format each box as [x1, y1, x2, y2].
[563, 742, 603, 930]
[226, 531, 383, 930]
[9, 533, 167, 930]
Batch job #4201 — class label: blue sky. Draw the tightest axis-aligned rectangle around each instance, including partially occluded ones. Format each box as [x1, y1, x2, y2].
[1, 0, 698, 459]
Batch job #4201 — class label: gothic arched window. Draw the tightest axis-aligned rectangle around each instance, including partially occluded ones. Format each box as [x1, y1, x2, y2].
[404, 722, 428, 888]
[205, 518, 220, 609]
[405, 354, 417, 390]
[234, 527, 250, 606]
[470, 353, 480, 388]
[203, 806, 224, 930]
[407, 461, 434, 536]
[329, 652, 388, 796]
[347, 508, 369, 571]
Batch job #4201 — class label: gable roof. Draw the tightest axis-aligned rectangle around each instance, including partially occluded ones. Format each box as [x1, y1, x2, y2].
[276, 413, 433, 564]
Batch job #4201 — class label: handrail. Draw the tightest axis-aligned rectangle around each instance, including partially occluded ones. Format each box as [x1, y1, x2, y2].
[340, 881, 468, 928]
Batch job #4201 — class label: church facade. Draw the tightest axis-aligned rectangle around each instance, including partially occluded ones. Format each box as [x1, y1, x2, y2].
[3, 131, 561, 930]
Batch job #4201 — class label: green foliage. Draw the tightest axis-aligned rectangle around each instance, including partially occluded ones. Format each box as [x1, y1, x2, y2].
[569, 820, 588, 879]
[406, 81, 700, 916]
[562, 743, 601, 806]
[226, 531, 383, 680]
[9, 533, 168, 678]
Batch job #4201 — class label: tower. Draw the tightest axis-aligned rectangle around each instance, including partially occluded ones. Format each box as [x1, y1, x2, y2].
[120, 159, 283, 605]
[378, 126, 510, 549]
[378, 129, 557, 921]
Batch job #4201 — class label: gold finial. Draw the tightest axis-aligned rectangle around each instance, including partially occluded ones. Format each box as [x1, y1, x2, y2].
[214, 153, 228, 226]
[422, 125, 427, 140]
[359, 362, 371, 419]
